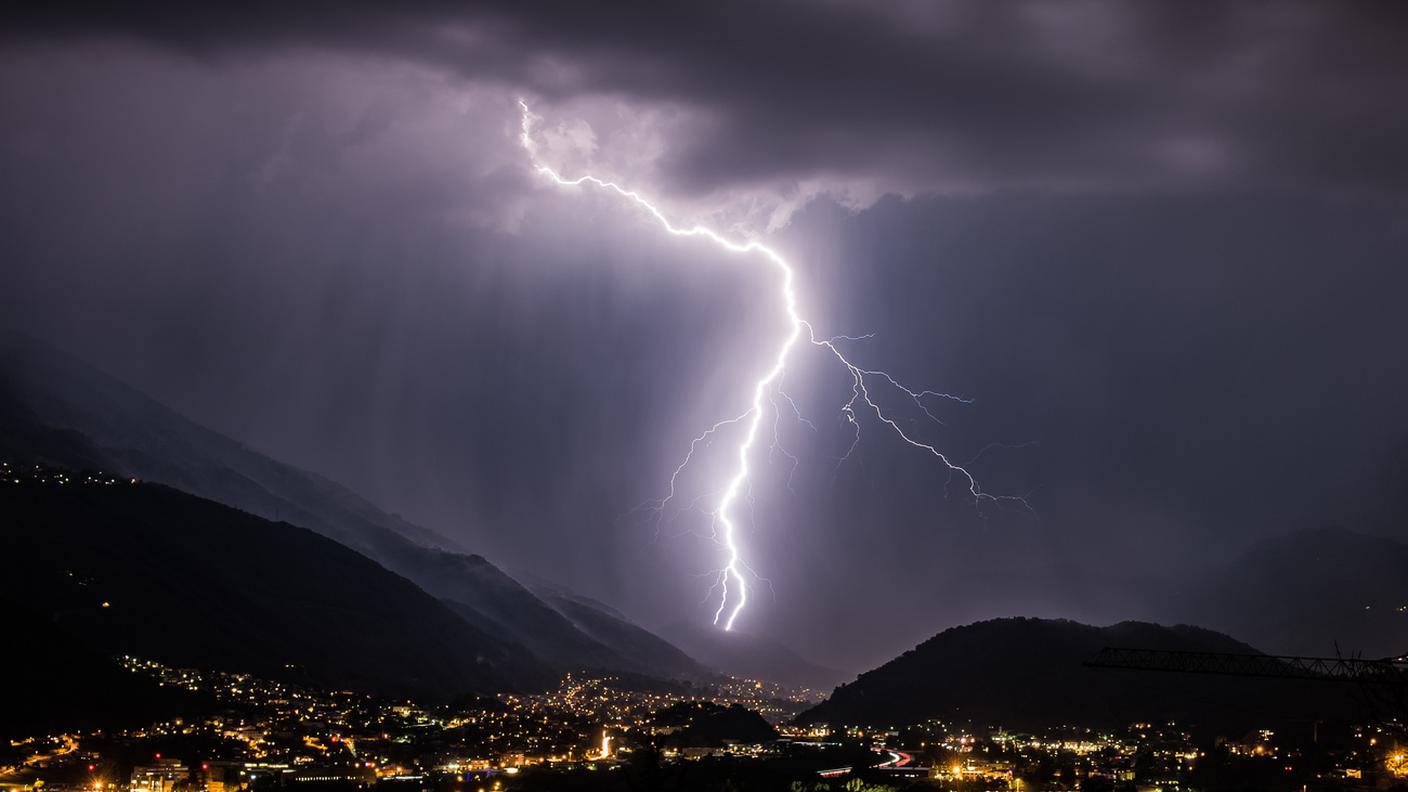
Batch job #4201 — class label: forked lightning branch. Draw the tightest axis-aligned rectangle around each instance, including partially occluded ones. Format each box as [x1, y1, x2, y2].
[518, 100, 1025, 631]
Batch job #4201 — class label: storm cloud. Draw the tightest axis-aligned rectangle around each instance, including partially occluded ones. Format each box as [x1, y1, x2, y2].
[9, 1, 1408, 203]
[2, 3, 1406, 671]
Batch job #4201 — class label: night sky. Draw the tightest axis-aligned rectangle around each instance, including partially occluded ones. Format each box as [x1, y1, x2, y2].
[3, 2, 1407, 672]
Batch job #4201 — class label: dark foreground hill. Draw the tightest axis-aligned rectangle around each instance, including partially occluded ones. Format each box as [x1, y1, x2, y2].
[797, 618, 1356, 733]
[0, 338, 701, 681]
[651, 702, 779, 748]
[0, 475, 547, 701]
[0, 593, 206, 741]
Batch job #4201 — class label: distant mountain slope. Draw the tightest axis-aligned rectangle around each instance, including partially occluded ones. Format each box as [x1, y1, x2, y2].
[797, 618, 1354, 731]
[0, 476, 545, 699]
[0, 341, 455, 554]
[539, 591, 705, 679]
[1162, 528, 1408, 659]
[659, 621, 842, 690]
[400, 551, 626, 670]
[0, 339, 697, 680]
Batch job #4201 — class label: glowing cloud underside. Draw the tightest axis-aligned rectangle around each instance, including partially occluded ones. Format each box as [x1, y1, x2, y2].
[518, 100, 1026, 631]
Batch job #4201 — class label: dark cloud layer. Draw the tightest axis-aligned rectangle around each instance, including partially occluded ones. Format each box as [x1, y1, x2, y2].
[8, 1, 1408, 198]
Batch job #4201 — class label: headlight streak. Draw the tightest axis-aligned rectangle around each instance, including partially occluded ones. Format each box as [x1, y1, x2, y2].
[517, 100, 1028, 631]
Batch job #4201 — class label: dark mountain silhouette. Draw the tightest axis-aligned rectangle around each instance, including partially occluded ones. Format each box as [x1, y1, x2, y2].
[0, 475, 547, 700]
[1160, 528, 1408, 660]
[0, 338, 698, 680]
[0, 591, 208, 741]
[651, 702, 779, 747]
[658, 621, 842, 690]
[796, 618, 1357, 732]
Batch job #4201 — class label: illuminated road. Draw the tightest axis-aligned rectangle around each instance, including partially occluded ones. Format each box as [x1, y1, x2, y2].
[874, 748, 914, 768]
[817, 746, 915, 778]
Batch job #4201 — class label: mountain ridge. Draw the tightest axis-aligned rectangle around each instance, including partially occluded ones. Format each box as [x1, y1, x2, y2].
[0, 474, 548, 699]
[797, 617, 1357, 732]
[0, 337, 701, 681]
[1160, 527, 1408, 659]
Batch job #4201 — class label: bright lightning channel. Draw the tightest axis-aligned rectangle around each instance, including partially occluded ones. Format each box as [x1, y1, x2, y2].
[518, 100, 1026, 631]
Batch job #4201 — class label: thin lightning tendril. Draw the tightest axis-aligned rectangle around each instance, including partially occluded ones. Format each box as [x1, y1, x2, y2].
[518, 100, 1028, 631]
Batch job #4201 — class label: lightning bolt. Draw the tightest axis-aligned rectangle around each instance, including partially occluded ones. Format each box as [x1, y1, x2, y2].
[518, 100, 1027, 631]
